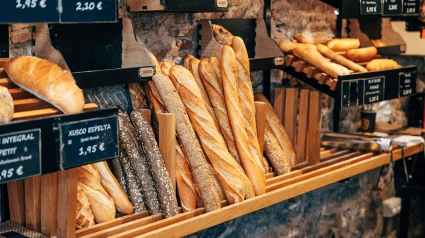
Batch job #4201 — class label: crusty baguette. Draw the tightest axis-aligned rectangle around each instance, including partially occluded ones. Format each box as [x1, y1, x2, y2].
[371, 39, 387, 47]
[128, 83, 149, 110]
[111, 157, 128, 195]
[316, 44, 367, 73]
[212, 24, 234, 46]
[160, 62, 175, 76]
[169, 65, 255, 203]
[153, 73, 221, 212]
[189, 58, 220, 131]
[345, 47, 378, 63]
[209, 57, 223, 83]
[149, 52, 162, 75]
[264, 126, 291, 175]
[78, 165, 115, 223]
[278, 40, 317, 52]
[221, 46, 266, 195]
[0, 86, 13, 124]
[5, 56, 84, 114]
[184, 54, 195, 70]
[232, 37, 269, 173]
[293, 47, 348, 78]
[76, 185, 95, 230]
[294, 34, 313, 43]
[93, 161, 134, 215]
[254, 93, 296, 166]
[198, 61, 241, 165]
[130, 111, 180, 218]
[200, 57, 210, 62]
[366, 59, 399, 71]
[326, 38, 360, 52]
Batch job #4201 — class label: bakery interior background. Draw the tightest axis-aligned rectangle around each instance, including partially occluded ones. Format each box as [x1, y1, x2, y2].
[7, 0, 425, 237]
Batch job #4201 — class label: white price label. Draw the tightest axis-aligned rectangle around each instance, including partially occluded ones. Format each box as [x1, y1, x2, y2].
[16, 0, 46, 9]
[366, 6, 377, 13]
[76, 2, 103, 11]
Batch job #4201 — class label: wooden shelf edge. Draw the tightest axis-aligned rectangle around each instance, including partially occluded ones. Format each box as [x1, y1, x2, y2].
[137, 144, 423, 238]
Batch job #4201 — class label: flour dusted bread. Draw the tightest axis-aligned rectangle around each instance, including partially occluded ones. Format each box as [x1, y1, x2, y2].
[76, 185, 95, 230]
[5, 56, 84, 114]
[0, 86, 13, 124]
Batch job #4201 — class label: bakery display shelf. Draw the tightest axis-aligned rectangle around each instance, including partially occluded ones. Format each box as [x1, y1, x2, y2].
[198, 19, 285, 71]
[281, 54, 417, 109]
[320, 0, 420, 19]
[127, 0, 228, 12]
[70, 144, 423, 238]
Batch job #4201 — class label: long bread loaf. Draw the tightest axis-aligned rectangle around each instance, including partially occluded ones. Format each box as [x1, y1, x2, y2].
[264, 126, 291, 175]
[0, 86, 14, 124]
[76, 185, 95, 230]
[316, 44, 367, 73]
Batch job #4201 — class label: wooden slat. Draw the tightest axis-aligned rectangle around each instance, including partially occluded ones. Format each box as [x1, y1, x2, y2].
[273, 88, 285, 124]
[294, 61, 308, 72]
[8, 88, 34, 100]
[158, 113, 176, 192]
[265, 172, 275, 179]
[320, 148, 325, 152]
[266, 170, 303, 186]
[320, 150, 351, 162]
[285, 55, 295, 67]
[0, 78, 17, 88]
[13, 103, 98, 121]
[319, 148, 338, 157]
[7, 180, 25, 226]
[0, 68, 6, 78]
[307, 91, 321, 165]
[13, 98, 52, 112]
[255, 102, 267, 155]
[40, 173, 58, 237]
[295, 90, 309, 164]
[291, 161, 308, 171]
[57, 168, 78, 238]
[284, 88, 298, 146]
[25, 176, 41, 232]
[138, 109, 152, 125]
[0, 58, 8, 68]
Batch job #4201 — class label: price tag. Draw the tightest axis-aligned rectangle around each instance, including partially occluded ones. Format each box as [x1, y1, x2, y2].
[404, 0, 420, 15]
[0, 129, 41, 184]
[360, 0, 382, 15]
[61, 1, 117, 23]
[0, 0, 59, 23]
[383, 0, 403, 15]
[399, 71, 417, 97]
[363, 76, 385, 104]
[59, 116, 118, 170]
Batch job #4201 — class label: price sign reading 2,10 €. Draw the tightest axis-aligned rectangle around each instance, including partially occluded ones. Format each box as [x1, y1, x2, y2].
[61, 0, 117, 23]
[59, 116, 118, 170]
[0, 129, 41, 184]
[360, 0, 382, 15]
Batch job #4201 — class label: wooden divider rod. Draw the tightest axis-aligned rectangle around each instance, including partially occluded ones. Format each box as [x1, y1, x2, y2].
[296, 90, 310, 164]
[284, 88, 298, 146]
[40, 172, 58, 237]
[7, 180, 25, 226]
[307, 91, 322, 166]
[138, 109, 152, 125]
[157, 113, 176, 192]
[25, 176, 41, 232]
[273, 88, 286, 123]
[255, 102, 267, 155]
[57, 168, 78, 238]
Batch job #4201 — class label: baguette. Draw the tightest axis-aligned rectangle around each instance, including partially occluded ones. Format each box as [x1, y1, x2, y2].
[294, 34, 313, 43]
[371, 39, 387, 47]
[153, 73, 221, 212]
[169, 65, 255, 203]
[221, 46, 266, 195]
[326, 38, 360, 52]
[232, 37, 269, 173]
[345, 47, 378, 63]
[111, 157, 128, 195]
[76, 185, 95, 230]
[198, 61, 241, 165]
[200, 57, 210, 63]
[93, 161, 134, 215]
[130, 111, 180, 218]
[316, 44, 367, 73]
[189, 58, 220, 131]
[5, 56, 84, 114]
[149, 52, 162, 75]
[78, 165, 115, 223]
[292, 47, 348, 78]
[264, 126, 291, 175]
[366, 59, 399, 71]
[128, 83, 149, 110]
[209, 57, 223, 83]
[254, 93, 296, 166]
[0, 86, 13, 124]
[184, 54, 195, 70]
[278, 40, 317, 52]
[160, 62, 175, 76]
[212, 24, 234, 46]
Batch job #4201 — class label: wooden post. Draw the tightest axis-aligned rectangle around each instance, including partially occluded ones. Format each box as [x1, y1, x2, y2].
[40, 172, 58, 237]
[296, 90, 310, 164]
[7, 180, 25, 226]
[157, 113, 176, 192]
[255, 102, 267, 155]
[307, 91, 322, 166]
[284, 88, 298, 146]
[138, 109, 152, 125]
[25, 176, 41, 232]
[273, 88, 286, 123]
[57, 168, 78, 238]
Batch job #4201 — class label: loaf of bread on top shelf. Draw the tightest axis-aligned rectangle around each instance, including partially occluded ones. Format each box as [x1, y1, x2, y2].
[293, 34, 313, 43]
[326, 38, 360, 52]
[278, 40, 317, 52]
[315, 44, 367, 73]
[212, 24, 234, 46]
[344, 47, 378, 63]
[5, 56, 84, 114]
[366, 59, 399, 71]
[0, 86, 13, 124]
[184, 54, 195, 70]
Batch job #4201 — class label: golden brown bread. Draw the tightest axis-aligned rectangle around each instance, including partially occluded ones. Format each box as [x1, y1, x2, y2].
[0, 86, 14, 124]
[316, 44, 367, 73]
[128, 83, 149, 110]
[200, 57, 210, 63]
[326, 38, 360, 52]
[254, 93, 297, 166]
[5, 56, 84, 114]
[153, 73, 221, 212]
[232, 37, 269, 173]
[76, 185, 95, 230]
[160, 62, 175, 76]
[184, 54, 195, 70]
[366, 59, 399, 71]
[212, 24, 234, 46]
[278, 40, 317, 52]
[294, 34, 313, 43]
[169, 65, 255, 203]
[149, 52, 162, 74]
[371, 39, 387, 47]
[221, 46, 266, 196]
[78, 165, 116, 223]
[344, 47, 378, 63]
[209, 57, 223, 82]
[264, 126, 291, 175]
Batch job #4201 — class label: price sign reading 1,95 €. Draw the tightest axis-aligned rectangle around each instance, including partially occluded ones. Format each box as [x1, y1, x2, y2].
[0, 0, 59, 23]
[0, 129, 41, 184]
[360, 0, 382, 15]
[59, 116, 118, 170]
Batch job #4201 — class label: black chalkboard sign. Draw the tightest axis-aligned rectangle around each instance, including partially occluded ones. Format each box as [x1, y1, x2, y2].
[0, 129, 41, 184]
[364, 76, 385, 104]
[399, 71, 417, 97]
[360, 0, 382, 15]
[383, 0, 403, 15]
[404, 0, 420, 15]
[61, 0, 117, 23]
[59, 116, 118, 170]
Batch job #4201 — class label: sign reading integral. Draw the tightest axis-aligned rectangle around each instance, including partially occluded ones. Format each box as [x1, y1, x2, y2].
[60, 116, 118, 170]
[0, 129, 41, 184]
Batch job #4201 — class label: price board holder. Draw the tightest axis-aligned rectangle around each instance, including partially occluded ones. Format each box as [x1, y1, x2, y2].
[403, 0, 420, 15]
[360, 0, 382, 15]
[383, 0, 403, 16]
[399, 71, 417, 97]
[0, 129, 41, 184]
[59, 115, 118, 170]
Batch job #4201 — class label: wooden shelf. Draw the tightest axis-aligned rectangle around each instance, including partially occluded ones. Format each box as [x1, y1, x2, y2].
[76, 144, 423, 238]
